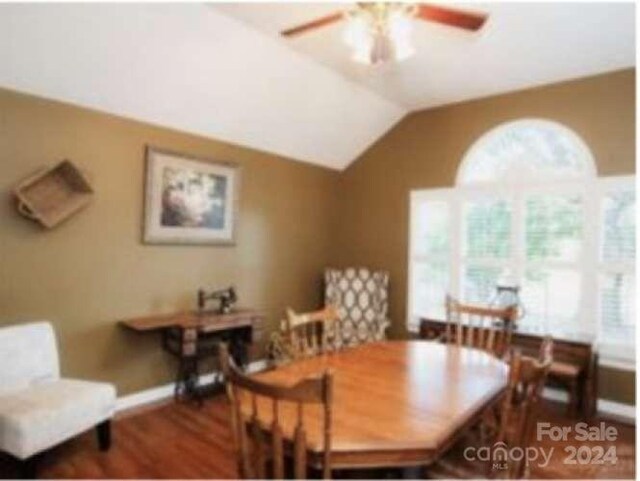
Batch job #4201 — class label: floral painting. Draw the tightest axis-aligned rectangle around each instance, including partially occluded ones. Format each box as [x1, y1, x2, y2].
[144, 147, 239, 244]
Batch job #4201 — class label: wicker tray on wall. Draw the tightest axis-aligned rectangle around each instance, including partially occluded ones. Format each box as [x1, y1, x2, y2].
[14, 160, 94, 228]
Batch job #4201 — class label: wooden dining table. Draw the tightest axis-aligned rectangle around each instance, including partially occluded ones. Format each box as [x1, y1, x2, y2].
[243, 340, 508, 470]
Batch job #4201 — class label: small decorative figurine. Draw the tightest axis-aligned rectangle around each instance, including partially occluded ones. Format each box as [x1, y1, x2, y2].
[197, 286, 237, 314]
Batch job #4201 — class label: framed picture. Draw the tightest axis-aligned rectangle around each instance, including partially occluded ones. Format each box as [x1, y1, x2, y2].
[143, 146, 240, 245]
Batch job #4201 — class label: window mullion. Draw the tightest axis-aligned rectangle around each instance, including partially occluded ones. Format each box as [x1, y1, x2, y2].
[451, 192, 461, 299]
[512, 184, 524, 314]
[582, 180, 599, 341]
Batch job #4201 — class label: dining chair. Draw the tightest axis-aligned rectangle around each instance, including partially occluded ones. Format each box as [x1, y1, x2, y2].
[443, 295, 517, 359]
[218, 343, 334, 479]
[286, 306, 340, 359]
[425, 337, 554, 480]
[269, 306, 340, 364]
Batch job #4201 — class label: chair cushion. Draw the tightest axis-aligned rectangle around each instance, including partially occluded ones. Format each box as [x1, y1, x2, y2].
[0, 379, 116, 459]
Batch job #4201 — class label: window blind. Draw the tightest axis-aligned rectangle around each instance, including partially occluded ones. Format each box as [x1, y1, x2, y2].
[409, 194, 451, 325]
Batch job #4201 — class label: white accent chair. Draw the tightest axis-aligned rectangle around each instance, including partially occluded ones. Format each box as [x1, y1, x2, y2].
[0, 322, 116, 478]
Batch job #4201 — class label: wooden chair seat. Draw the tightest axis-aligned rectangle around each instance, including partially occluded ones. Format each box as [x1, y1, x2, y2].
[549, 360, 582, 378]
[548, 360, 584, 418]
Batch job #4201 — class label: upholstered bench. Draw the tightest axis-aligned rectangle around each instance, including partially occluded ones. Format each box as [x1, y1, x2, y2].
[0, 322, 116, 478]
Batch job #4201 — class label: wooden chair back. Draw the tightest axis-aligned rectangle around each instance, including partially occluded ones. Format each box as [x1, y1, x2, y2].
[284, 306, 340, 360]
[498, 337, 554, 478]
[218, 343, 334, 479]
[444, 295, 517, 358]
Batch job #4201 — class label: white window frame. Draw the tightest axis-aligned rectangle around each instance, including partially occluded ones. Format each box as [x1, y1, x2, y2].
[408, 188, 455, 330]
[516, 181, 597, 338]
[407, 120, 635, 370]
[594, 175, 636, 369]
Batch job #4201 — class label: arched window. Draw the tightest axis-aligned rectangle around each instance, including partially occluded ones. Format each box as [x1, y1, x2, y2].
[409, 119, 635, 367]
[457, 119, 596, 185]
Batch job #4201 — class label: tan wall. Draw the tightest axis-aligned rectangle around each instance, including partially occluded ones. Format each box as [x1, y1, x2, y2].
[1, 70, 636, 405]
[0, 88, 339, 395]
[336, 69, 636, 404]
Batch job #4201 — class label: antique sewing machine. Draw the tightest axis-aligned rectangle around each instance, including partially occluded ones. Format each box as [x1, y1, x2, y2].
[197, 286, 237, 314]
[120, 286, 263, 403]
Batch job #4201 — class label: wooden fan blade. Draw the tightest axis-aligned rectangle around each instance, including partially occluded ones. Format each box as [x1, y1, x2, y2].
[280, 11, 344, 37]
[417, 4, 488, 31]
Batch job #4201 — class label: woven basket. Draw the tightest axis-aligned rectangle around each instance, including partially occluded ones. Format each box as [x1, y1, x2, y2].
[14, 160, 94, 228]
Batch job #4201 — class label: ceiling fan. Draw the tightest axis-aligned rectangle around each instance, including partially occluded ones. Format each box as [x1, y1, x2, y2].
[280, 3, 488, 65]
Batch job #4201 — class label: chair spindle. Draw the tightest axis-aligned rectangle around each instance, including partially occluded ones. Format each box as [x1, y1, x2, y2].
[219, 343, 334, 479]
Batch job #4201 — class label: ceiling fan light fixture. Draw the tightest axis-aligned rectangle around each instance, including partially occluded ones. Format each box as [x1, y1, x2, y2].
[343, 3, 416, 65]
[343, 12, 373, 63]
[387, 7, 415, 61]
[280, 3, 487, 64]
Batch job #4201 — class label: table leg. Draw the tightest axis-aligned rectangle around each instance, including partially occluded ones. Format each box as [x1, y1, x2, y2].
[567, 378, 579, 418]
[173, 327, 205, 405]
[229, 335, 249, 370]
[174, 355, 203, 404]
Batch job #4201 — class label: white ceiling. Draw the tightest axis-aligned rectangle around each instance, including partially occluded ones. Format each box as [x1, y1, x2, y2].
[0, 3, 403, 170]
[217, 2, 636, 110]
[0, 3, 635, 171]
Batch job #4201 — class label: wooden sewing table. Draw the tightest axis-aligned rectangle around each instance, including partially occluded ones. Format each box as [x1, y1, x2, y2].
[120, 309, 264, 402]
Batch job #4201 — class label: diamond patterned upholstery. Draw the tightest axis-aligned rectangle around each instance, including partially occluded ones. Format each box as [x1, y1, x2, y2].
[324, 268, 390, 347]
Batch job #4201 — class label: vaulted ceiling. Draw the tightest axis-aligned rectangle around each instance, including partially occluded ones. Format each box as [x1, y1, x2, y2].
[0, 3, 635, 170]
[218, 2, 635, 110]
[0, 3, 403, 170]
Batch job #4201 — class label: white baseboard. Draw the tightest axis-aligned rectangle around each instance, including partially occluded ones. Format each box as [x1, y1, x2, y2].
[115, 360, 268, 413]
[543, 387, 636, 424]
[117, 362, 635, 425]
[116, 382, 175, 413]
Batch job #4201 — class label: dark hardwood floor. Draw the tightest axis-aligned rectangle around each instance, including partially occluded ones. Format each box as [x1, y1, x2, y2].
[0, 396, 634, 479]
